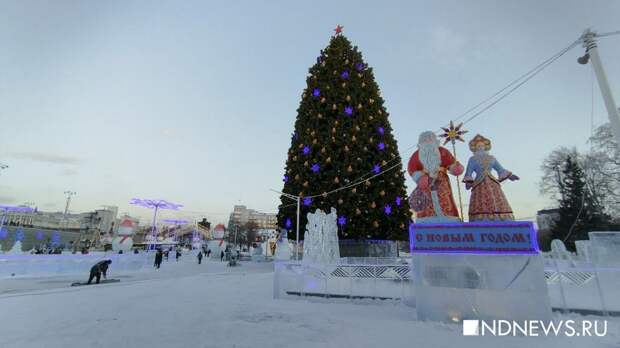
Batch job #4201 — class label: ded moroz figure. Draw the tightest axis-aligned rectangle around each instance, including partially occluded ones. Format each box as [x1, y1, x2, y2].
[463, 134, 519, 221]
[407, 131, 464, 222]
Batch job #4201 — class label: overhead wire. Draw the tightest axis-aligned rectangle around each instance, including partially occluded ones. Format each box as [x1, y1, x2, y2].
[277, 37, 583, 200]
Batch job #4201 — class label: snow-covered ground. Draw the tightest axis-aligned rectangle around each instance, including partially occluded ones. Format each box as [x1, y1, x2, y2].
[0, 256, 618, 348]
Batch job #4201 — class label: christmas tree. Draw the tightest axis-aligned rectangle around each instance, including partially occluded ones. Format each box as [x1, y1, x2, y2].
[278, 27, 411, 241]
[551, 155, 610, 251]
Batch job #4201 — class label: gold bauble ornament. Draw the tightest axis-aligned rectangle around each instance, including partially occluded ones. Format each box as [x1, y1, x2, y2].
[341, 82, 346, 88]
[322, 192, 328, 198]
[369, 115, 374, 120]
[294, 174, 300, 180]
[380, 190, 386, 196]
[371, 201, 376, 208]
[382, 160, 387, 166]
[373, 221, 379, 228]
[321, 97, 326, 103]
[293, 156, 298, 161]
[347, 165, 353, 172]
[346, 95, 351, 101]
[362, 82, 366, 87]
[332, 104, 337, 110]
[338, 198, 343, 204]
[351, 136, 356, 142]
[369, 98, 375, 104]
[365, 180, 371, 186]
[304, 161, 308, 166]
[356, 208, 361, 215]
[312, 139, 317, 144]
[344, 145, 349, 152]
[334, 177, 339, 184]
[311, 131, 315, 136]
[326, 157, 332, 163]
[357, 103, 362, 109]
[332, 127, 336, 133]
[303, 181, 308, 187]
[321, 147, 326, 154]
[352, 187, 357, 193]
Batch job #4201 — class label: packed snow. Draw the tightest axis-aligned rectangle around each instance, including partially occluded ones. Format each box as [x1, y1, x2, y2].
[0, 254, 618, 348]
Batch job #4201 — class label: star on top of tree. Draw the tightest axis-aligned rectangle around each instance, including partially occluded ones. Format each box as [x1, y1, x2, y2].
[334, 24, 344, 36]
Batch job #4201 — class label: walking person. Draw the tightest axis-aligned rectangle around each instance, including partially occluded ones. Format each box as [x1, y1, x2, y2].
[197, 251, 203, 264]
[176, 249, 181, 261]
[154, 248, 163, 269]
[220, 250, 224, 262]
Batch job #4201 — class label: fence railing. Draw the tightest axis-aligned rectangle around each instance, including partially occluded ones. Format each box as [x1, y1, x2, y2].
[275, 257, 620, 314]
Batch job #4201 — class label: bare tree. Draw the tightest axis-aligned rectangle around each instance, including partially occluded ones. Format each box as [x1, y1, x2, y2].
[587, 123, 620, 216]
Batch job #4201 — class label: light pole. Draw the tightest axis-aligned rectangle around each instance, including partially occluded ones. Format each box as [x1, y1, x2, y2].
[62, 191, 77, 251]
[129, 198, 183, 251]
[270, 189, 301, 261]
[577, 29, 620, 151]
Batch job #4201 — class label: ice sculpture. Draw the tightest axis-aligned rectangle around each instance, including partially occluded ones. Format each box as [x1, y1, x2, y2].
[274, 234, 292, 261]
[8, 240, 23, 254]
[302, 208, 340, 265]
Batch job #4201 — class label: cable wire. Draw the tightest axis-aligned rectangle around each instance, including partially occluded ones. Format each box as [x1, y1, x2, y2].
[277, 37, 583, 201]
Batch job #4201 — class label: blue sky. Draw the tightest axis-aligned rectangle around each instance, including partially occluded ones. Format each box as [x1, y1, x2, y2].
[1, 0, 619, 224]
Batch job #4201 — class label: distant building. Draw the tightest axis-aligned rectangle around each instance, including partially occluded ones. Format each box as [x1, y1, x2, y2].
[4, 206, 119, 233]
[227, 205, 277, 230]
[536, 208, 560, 232]
[536, 208, 560, 251]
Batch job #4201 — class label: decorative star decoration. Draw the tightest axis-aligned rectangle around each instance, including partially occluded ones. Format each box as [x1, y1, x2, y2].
[384, 205, 392, 215]
[373, 164, 381, 174]
[338, 216, 347, 226]
[395, 197, 402, 206]
[311, 163, 320, 173]
[440, 120, 468, 145]
[303, 197, 313, 206]
[285, 218, 292, 228]
[344, 106, 353, 116]
[334, 24, 344, 35]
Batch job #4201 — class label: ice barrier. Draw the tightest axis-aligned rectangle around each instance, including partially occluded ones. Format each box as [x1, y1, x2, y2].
[0, 252, 154, 279]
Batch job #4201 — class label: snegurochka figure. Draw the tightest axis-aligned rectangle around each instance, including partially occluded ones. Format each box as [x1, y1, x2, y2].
[463, 134, 519, 221]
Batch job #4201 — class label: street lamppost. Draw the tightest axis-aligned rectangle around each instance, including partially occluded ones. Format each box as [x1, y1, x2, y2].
[129, 198, 183, 251]
[577, 29, 620, 151]
[61, 191, 78, 251]
[270, 189, 301, 261]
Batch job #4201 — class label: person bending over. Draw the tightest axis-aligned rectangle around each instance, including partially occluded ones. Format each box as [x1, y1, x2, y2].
[88, 260, 112, 284]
